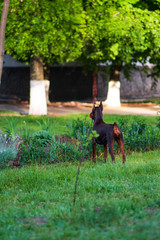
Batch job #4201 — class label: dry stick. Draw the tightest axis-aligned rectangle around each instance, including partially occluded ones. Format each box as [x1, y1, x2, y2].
[73, 119, 93, 207]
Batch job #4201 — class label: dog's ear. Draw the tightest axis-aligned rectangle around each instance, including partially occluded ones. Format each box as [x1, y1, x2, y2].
[99, 101, 103, 111]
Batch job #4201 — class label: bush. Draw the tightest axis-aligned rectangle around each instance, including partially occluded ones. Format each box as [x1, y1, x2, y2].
[31, 130, 53, 147]
[67, 117, 160, 155]
[117, 119, 160, 153]
[19, 133, 84, 165]
[19, 130, 53, 165]
[2, 116, 159, 167]
[49, 137, 82, 163]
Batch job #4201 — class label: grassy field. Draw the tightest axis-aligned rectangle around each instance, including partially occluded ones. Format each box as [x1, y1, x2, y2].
[0, 150, 160, 240]
[0, 113, 159, 137]
[0, 113, 159, 239]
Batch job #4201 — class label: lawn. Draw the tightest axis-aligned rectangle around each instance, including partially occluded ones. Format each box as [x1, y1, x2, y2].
[0, 113, 159, 239]
[0, 113, 159, 137]
[0, 150, 160, 240]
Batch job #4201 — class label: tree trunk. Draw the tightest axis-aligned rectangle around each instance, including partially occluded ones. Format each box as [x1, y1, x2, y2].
[29, 55, 47, 115]
[30, 55, 44, 80]
[0, 0, 10, 83]
[104, 65, 122, 107]
[44, 63, 51, 104]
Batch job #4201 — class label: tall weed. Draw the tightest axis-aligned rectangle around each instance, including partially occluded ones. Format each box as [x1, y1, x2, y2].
[4, 117, 18, 139]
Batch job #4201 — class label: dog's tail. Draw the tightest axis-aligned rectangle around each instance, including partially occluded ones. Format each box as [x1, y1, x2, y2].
[113, 122, 121, 136]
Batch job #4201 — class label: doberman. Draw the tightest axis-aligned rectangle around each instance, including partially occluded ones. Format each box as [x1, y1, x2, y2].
[90, 102, 126, 164]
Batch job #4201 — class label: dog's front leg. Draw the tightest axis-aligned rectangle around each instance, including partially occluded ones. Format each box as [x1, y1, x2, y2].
[103, 143, 107, 163]
[92, 138, 96, 163]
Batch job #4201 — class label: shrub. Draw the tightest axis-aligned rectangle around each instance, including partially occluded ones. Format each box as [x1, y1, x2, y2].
[19, 130, 53, 165]
[31, 130, 53, 147]
[67, 117, 160, 155]
[19, 133, 84, 165]
[49, 137, 82, 163]
[117, 119, 160, 153]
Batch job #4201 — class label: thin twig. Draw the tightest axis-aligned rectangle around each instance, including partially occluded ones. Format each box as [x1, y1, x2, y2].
[73, 119, 93, 207]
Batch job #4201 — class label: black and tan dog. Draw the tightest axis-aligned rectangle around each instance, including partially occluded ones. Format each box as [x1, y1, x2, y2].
[90, 102, 126, 164]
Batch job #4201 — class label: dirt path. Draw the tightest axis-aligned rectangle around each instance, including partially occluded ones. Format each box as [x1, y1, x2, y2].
[0, 102, 159, 116]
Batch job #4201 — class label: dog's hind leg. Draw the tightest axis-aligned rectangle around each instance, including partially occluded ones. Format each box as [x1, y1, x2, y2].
[108, 139, 115, 162]
[117, 138, 126, 164]
[103, 143, 107, 163]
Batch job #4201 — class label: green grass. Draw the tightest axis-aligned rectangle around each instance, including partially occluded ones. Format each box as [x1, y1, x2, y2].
[124, 98, 160, 105]
[0, 114, 159, 137]
[0, 110, 21, 115]
[0, 150, 160, 240]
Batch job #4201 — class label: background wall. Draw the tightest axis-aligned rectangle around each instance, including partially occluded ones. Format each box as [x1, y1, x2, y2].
[1, 55, 160, 102]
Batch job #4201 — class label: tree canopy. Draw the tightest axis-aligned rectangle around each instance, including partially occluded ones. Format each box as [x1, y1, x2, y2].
[3, 0, 86, 64]
[0, 0, 159, 79]
[1, 0, 160, 73]
[80, 0, 160, 75]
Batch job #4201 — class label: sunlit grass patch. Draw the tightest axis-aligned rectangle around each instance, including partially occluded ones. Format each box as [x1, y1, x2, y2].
[0, 150, 160, 239]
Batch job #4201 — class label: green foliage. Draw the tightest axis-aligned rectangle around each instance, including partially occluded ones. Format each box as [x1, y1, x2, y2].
[67, 116, 160, 155]
[0, 114, 159, 167]
[19, 127, 83, 165]
[67, 117, 91, 139]
[157, 116, 160, 129]
[20, 135, 82, 165]
[31, 130, 53, 147]
[2, 0, 160, 77]
[5, 0, 86, 63]
[19, 120, 33, 143]
[117, 118, 160, 152]
[4, 117, 18, 139]
[80, 0, 160, 75]
[36, 118, 53, 134]
[20, 130, 53, 164]
[49, 137, 81, 163]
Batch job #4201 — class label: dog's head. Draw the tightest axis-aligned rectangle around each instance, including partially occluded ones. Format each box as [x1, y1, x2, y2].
[90, 102, 103, 120]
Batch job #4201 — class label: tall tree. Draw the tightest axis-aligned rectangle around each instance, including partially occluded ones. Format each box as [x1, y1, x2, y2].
[0, 0, 10, 83]
[81, 0, 160, 105]
[4, 0, 86, 115]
